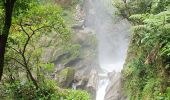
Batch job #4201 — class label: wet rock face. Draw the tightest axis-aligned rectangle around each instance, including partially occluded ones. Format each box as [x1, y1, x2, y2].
[55, 67, 75, 88]
[55, 66, 98, 99]
[75, 69, 98, 100]
[54, 0, 72, 6]
[104, 71, 127, 100]
[49, 2, 99, 99]
[86, 69, 98, 100]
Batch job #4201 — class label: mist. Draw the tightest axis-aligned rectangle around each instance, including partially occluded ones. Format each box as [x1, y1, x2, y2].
[83, 0, 131, 99]
[84, 0, 130, 72]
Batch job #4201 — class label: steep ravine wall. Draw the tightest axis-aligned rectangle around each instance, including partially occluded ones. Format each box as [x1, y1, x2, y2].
[52, 0, 131, 99]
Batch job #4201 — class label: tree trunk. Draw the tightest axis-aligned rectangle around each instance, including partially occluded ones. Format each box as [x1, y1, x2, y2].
[0, 35, 7, 80]
[0, 0, 16, 80]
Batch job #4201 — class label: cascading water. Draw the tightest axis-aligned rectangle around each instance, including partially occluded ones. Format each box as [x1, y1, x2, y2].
[83, 0, 131, 99]
[96, 75, 109, 100]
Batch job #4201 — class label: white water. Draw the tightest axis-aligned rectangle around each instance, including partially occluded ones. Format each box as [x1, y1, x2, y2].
[96, 77, 109, 100]
[83, 0, 131, 99]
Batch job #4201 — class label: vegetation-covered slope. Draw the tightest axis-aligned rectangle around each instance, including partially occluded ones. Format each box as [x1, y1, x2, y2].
[115, 0, 170, 99]
[0, 0, 90, 99]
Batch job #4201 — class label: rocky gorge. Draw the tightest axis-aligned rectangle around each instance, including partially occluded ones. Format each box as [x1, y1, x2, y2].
[47, 0, 131, 99]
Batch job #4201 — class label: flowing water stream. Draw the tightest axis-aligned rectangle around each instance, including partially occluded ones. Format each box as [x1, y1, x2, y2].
[96, 76, 109, 100]
[83, 0, 131, 99]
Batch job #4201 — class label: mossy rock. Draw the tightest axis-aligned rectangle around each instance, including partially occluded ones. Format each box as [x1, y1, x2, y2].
[57, 67, 75, 88]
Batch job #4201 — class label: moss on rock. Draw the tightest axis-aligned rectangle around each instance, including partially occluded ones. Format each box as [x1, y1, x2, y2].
[57, 67, 75, 88]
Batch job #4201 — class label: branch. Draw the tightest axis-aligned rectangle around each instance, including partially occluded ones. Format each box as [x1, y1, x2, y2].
[22, 31, 36, 57]
[22, 25, 51, 56]
[30, 25, 51, 33]
[145, 44, 160, 64]
[19, 20, 30, 38]
[11, 57, 25, 67]
[26, 51, 33, 65]
[11, 47, 21, 54]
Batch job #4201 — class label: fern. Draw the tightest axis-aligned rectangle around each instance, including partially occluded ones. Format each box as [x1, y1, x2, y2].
[142, 79, 157, 99]
[132, 25, 150, 32]
[117, 0, 170, 99]
[130, 14, 149, 22]
[160, 42, 170, 56]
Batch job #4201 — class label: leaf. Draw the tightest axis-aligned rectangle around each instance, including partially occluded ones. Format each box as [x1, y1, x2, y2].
[132, 25, 149, 31]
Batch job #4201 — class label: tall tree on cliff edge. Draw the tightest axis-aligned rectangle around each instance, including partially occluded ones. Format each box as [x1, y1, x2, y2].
[0, 0, 16, 80]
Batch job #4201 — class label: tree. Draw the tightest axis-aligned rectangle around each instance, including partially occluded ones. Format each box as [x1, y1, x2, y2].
[0, 0, 17, 81]
[5, 4, 69, 89]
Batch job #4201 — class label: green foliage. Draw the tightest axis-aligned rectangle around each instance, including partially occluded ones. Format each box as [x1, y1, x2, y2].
[161, 42, 170, 57]
[0, 1, 90, 100]
[1, 80, 90, 100]
[14, 0, 37, 16]
[134, 9, 170, 57]
[56, 67, 75, 87]
[65, 89, 90, 100]
[7, 4, 69, 69]
[0, 8, 4, 35]
[166, 87, 170, 99]
[42, 63, 55, 72]
[142, 78, 158, 99]
[65, 44, 81, 57]
[151, 0, 170, 14]
[119, 0, 170, 99]
[4, 4, 69, 83]
[114, 0, 170, 19]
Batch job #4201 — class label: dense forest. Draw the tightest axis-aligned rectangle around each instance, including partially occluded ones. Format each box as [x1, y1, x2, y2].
[0, 0, 170, 100]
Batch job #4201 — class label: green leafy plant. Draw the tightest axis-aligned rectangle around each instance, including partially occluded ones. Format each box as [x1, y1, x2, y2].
[118, 0, 170, 99]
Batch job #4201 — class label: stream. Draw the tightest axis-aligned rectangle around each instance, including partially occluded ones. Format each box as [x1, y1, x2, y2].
[96, 76, 109, 100]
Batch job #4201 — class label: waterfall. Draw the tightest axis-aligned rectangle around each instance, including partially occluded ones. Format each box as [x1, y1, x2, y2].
[83, 0, 131, 99]
[96, 77, 109, 100]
